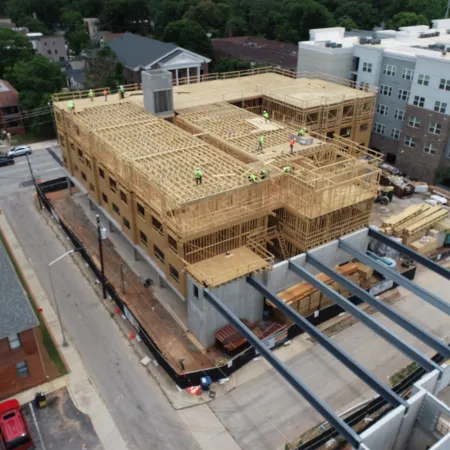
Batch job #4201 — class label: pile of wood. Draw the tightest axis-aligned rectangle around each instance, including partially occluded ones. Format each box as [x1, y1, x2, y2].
[381, 204, 449, 245]
[274, 262, 374, 319]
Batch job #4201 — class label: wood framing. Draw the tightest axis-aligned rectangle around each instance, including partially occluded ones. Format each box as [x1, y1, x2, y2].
[53, 68, 380, 296]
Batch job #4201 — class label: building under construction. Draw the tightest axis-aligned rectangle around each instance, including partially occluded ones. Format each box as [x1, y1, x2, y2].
[52, 67, 380, 304]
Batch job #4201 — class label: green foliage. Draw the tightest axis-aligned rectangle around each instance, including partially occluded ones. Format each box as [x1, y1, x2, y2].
[163, 19, 213, 58]
[7, 0, 63, 26]
[17, 16, 50, 35]
[99, 0, 150, 34]
[338, 16, 358, 31]
[85, 47, 124, 89]
[60, 10, 89, 54]
[212, 57, 254, 72]
[4, 55, 66, 111]
[0, 29, 34, 78]
[386, 12, 429, 29]
[184, 0, 231, 35]
[335, 0, 379, 30]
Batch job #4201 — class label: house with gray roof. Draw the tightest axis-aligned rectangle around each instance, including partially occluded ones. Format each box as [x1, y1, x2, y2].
[0, 238, 46, 400]
[107, 32, 211, 86]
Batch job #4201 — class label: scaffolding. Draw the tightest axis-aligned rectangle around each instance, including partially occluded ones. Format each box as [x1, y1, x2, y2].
[53, 68, 380, 291]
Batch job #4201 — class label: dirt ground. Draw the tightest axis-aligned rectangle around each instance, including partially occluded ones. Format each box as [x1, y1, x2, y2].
[48, 190, 215, 374]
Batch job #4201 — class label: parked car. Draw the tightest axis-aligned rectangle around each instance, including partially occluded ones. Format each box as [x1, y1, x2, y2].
[0, 399, 34, 450]
[7, 146, 32, 158]
[0, 155, 14, 167]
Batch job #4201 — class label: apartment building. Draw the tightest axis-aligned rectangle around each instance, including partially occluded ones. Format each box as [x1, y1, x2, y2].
[298, 20, 450, 183]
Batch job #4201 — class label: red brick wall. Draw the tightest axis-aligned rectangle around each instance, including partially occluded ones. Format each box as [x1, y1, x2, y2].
[0, 328, 47, 400]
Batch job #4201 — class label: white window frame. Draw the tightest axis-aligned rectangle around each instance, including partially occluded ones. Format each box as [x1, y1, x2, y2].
[398, 89, 409, 101]
[434, 101, 447, 114]
[424, 143, 437, 155]
[380, 85, 392, 96]
[359, 81, 369, 91]
[375, 104, 389, 116]
[362, 62, 372, 73]
[8, 334, 21, 350]
[429, 121, 442, 134]
[408, 116, 421, 128]
[394, 109, 404, 120]
[439, 78, 450, 91]
[372, 122, 386, 135]
[390, 128, 400, 140]
[402, 68, 414, 80]
[404, 136, 416, 148]
[417, 74, 430, 86]
[413, 96, 425, 107]
[383, 64, 396, 76]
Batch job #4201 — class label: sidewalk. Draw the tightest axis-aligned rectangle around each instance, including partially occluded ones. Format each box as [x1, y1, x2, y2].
[0, 212, 128, 450]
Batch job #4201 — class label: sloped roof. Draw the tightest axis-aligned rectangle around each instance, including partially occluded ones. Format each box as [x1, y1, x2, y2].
[0, 239, 39, 340]
[0, 79, 19, 107]
[107, 32, 177, 69]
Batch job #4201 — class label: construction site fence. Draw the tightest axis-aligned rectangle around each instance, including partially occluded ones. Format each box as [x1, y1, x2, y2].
[37, 178, 416, 395]
[51, 66, 378, 103]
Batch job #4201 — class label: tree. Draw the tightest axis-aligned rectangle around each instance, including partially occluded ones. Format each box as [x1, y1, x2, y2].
[338, 17, 358, 31]
[225, 15, 249, 36]
[184, 0, 231, 35]
[60, 10, 90, 55]
[4, 55, 65, 133]
[212, 57, 254, 72]
[0, 29, 34, 78]
[162, 19, 213, 58]
[16, 16, 49, 34]
[6, 0, 63, 26]
[335, 0, 379, 30]
[85, 47, 124, 89]
[386, 12, 429, 29]
[99, 0, 150, 34]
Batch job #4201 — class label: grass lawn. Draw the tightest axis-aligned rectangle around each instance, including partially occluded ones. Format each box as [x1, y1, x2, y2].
[0, 231, 67, 376]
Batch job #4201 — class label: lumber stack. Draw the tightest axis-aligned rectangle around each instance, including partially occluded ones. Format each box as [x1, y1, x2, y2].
[274, 262, 371, 318]
[381, 203, 448, 245]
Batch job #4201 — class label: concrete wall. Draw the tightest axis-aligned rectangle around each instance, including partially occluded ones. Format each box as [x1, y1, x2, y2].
[35, 36, 67, 62]
[187, 275, 264, 347]
[297, 45, 354, 79]
[142, 69, 173, 116]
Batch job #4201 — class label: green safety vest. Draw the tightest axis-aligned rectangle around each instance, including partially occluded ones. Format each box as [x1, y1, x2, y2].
[263, 112, 269, 119]
[249, 174, 258, 182]
[194, 170, 202, 179]
[259, 136, 264, 143]
[283, 166, 291, 173]
[120, 86, 125, 93]
[299, 129, 305, 136]
[89, 91, 94, 97]
[261, 169, 268, 175]
[67, 101, 74, 110]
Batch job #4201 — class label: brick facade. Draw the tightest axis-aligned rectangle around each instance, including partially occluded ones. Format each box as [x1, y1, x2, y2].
[0, 328, 47, 400]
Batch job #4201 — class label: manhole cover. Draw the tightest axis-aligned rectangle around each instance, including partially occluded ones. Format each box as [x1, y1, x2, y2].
[20, 180, 34, 188]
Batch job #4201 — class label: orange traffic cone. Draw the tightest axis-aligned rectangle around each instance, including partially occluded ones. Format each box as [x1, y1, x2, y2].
[115, 306, 120, 314]
[129, 331, 135, 340]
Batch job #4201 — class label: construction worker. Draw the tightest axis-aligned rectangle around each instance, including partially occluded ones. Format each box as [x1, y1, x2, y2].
[88, 89, 94, 101]
[258, 135, 264, 152]
[283, 165, 291, 174]
[260, 168, 269, 179]
[248, 173, 258, 183]
[263, 110, 269, 123]
[290, 137, 295, 153]
[298, 128, 306, 136]
[67, 100, 75, 111]
[119, 85, 125, 99]
[103, 89, 108, 101]
[194, 167, 203, 185]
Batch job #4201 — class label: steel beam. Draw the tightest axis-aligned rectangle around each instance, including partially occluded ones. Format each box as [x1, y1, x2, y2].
[339, 239, 450, 316]
[306, 253, 450, 359]
[203, 289, 362, 449]
[368, 227, 450, 282]
[247, 276, 408, 407]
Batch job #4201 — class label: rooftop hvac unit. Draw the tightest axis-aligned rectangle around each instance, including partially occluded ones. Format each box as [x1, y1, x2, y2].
[359, 37, 368, 44]
[336, 43, 343, 48]
[372, 38, 381, 44]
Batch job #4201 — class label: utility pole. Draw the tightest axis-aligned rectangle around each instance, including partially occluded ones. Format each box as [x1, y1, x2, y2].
[96, 215, 107, 299]
[26, 153, 42, 209]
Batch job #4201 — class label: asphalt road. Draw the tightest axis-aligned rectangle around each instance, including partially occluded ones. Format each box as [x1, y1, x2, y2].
[0, 149, 200, 450]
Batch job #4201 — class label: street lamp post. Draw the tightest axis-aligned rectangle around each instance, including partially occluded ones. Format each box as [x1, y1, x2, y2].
[96, 215, 107, 299]
[48, 250, 75, 347]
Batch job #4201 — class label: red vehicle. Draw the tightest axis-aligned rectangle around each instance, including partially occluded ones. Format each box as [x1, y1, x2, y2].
[0, 400, 34, 450]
